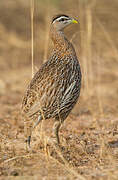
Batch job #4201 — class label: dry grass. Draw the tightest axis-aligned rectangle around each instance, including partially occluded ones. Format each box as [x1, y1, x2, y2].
[0, 0, 118, 179]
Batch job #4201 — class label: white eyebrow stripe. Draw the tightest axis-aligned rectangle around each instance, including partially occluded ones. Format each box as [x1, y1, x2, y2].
[53, 16, 70, 23]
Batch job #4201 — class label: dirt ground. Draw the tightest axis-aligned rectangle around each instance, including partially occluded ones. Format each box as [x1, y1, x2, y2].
[0, 0, 118, 179]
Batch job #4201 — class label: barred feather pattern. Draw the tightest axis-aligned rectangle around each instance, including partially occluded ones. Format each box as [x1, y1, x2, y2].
[22, 24, 81, 124]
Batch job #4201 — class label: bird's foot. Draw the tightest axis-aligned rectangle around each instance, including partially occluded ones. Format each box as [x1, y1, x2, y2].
[46, 136, 60, 147]
[25, 136, 32, 153]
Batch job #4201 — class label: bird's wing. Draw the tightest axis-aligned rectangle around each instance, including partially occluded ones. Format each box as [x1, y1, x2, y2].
[26, 101, 42, 117]
[22, 60, 59, 117]
[59, 80, 78, 111]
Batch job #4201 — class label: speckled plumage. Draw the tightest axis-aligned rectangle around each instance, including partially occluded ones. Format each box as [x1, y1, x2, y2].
[22, 15, 81, 147]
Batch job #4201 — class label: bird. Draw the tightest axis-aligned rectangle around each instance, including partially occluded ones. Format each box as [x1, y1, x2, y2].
[22, 14, 82, 148]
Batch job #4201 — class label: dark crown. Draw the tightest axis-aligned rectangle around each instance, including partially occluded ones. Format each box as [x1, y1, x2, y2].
[52, 14, 69, 23]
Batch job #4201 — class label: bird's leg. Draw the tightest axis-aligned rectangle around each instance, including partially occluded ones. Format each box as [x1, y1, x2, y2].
[24, 119, 33, 151]
[25, 115, 42, 151]
[33, 115, 42, 129]
[26, 135, 31, 148]
[52, 120, 61, 144]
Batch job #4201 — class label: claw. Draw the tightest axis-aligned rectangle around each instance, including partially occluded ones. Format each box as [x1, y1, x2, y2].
[25, 136, 31, 151]
[27, 135, 31, 147]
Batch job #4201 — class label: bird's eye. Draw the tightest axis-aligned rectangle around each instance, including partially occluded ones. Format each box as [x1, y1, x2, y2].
[61, 18, 65, 21]
[58, 18, 65, 22]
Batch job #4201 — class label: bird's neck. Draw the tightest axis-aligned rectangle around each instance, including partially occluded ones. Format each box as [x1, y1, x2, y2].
[50, 26, 74, 53]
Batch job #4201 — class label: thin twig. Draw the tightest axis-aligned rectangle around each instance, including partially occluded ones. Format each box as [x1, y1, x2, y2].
[2, 142, 85, 180]
[31, 0, 34, 77]
[44, 136, 85, 180]
[43, 4, 50, 62]
[86, 6, 93, 91]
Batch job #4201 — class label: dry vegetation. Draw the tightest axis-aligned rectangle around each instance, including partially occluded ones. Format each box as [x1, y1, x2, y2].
[0, 0, 118, 179]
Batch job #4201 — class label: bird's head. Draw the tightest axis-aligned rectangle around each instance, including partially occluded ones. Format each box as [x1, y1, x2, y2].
[51, 14, 78, 31]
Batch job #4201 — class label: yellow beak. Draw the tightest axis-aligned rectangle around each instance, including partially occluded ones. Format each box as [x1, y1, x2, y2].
[71, 19, 78, 24]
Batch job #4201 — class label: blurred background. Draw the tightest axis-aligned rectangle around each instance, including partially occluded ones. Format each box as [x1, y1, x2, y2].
[0, 0, 118, 178]
[0, 0, 117, 117]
